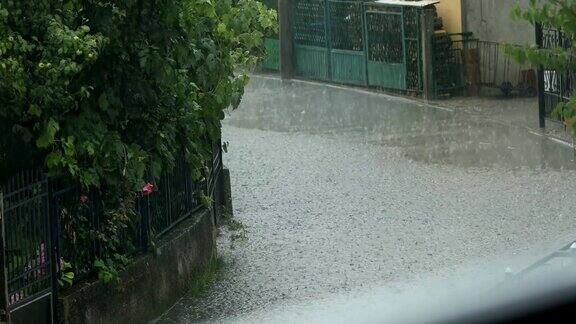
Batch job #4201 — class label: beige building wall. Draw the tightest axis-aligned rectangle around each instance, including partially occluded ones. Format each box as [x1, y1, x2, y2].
[435, 0, 462, 33]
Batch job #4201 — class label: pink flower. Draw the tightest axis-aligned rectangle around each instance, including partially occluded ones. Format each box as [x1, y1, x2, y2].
[142, 183, 154, 196]
[80, 194, 89, 204]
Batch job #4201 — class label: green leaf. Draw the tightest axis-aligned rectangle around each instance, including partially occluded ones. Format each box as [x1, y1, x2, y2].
[94, 259, 105, 269]
[98, 271, 113, 284]
[28, 104, 41, 117]
[46, 151, 62, 168]
[36, 119, 60, 148]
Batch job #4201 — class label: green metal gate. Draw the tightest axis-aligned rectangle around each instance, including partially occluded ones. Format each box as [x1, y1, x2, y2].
[293, 0, 330, 80]
[328, 0, 367, 85]
[262, 0, 427, 92]
[365, 5, 406, 89]
[364, 4, 422, 91]
[403, 6, 423, 92]
[261, 0, 280, 71]
[263, 38, 280, 71]
[292, 0, 367, 85]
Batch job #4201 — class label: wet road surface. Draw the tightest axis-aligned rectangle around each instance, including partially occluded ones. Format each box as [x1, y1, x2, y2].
[156, 76, 576, 323]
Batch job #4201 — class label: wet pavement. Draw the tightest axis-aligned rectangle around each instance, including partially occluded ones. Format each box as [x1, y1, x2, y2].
[156, 76, 576, 323]
[432, 95, 574, 143]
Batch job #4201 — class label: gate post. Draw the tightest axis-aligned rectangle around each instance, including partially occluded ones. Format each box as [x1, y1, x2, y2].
[279, 0, 294, 79]
[47, 177, 60, 324]
[0, 194, 9, 324]
[535, 22, 546, 129]
[421, 7, 435, 100]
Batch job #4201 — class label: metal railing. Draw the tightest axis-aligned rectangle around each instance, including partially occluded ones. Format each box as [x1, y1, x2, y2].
[432, 32, 473, 97]
[536, 24, 574, 127]
[0, 141, 223, 322]
[0, 171, 53, 311]
[475, 41, 536, 96]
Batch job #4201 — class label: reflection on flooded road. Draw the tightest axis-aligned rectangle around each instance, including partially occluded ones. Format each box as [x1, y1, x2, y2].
[231, 77, 574, 170]
[156, 76, 576, 323]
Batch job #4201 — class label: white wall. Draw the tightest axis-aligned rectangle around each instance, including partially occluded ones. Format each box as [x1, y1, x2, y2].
[462, 0, 535, 45]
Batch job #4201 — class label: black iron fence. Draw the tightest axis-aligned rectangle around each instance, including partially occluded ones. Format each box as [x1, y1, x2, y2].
[536, 24, 574, 127]
[0, 140, 223, 323]
[474, 41, 536, 97]
[0, 171, 55, 321]
[432, 32, 473, 97]
[433, 36, 537, 98]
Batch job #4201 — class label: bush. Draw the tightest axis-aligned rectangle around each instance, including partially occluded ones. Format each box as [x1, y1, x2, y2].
[0, 0, 276, 280]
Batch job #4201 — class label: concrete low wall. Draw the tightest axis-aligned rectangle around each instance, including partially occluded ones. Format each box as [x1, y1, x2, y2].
[59, 168, 233, 324]
[59, 209, 215, 324]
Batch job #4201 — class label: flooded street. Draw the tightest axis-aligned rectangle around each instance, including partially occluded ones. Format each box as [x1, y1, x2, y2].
[157, 76, 576, 323]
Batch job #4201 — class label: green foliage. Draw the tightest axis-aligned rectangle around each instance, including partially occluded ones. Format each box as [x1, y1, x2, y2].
[507, 0, 576, 135]
[94, 254, 129, 285]
[199, 192, 214, 209]
[58, 260, 75, 288]
[0, 0, 276, 284]
[221, 0, 278, 66]
[184, 256, 224, 297]
[226, 217, 248, 244]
